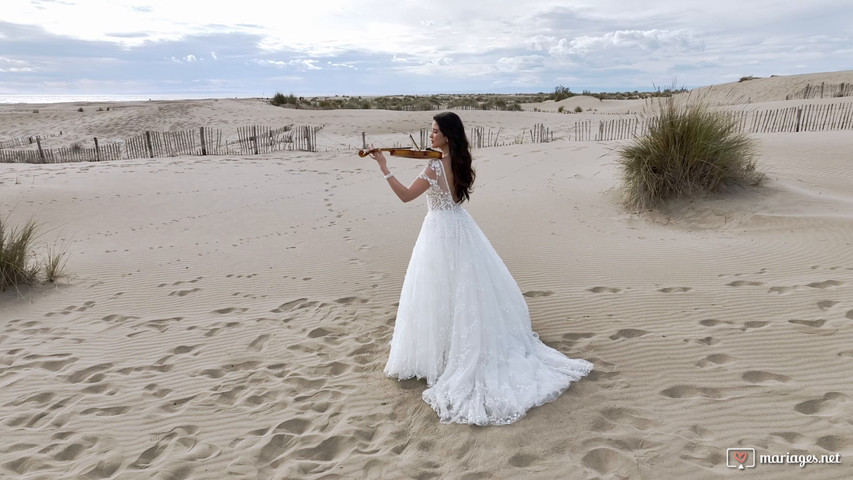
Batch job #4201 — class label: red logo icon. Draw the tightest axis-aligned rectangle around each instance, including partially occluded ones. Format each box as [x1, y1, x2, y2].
[727, 448, 756, 469]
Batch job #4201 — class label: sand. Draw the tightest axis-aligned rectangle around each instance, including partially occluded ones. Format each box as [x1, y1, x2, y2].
[1, 71, 852, 479]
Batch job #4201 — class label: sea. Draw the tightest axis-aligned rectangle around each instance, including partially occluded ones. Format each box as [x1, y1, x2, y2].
[0, 94, 258, 104]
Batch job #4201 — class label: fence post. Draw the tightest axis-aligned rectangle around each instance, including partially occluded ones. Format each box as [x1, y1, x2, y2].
[94, 137, 100, 161]
[35, 137, 45, 163]
[145, 131, 154, 158]
[305, 126, 309, 151]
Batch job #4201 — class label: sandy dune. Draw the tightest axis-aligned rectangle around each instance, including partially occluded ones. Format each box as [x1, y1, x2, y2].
[1, 71, 852, 479]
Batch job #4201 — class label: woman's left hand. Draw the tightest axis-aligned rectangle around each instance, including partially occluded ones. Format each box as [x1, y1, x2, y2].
[368, 145, 388, 169]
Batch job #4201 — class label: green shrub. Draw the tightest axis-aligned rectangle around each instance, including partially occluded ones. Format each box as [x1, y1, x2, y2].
[618, 97, 763, 209]
[270, 92, 299, 107]
[551, 85, 573, 102]
[574, 106, 583, 113]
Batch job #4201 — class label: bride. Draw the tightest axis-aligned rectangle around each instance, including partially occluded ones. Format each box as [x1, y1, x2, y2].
[370, 112, 592, 425]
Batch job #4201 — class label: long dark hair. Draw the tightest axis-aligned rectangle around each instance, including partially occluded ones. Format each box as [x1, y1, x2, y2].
[433, 111, 475, 203]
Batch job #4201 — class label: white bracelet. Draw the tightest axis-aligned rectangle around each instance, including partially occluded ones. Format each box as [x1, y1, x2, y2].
[384, 172, 394, 179]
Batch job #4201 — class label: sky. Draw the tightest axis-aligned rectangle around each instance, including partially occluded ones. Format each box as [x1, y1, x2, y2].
[1, 0, 851, 98]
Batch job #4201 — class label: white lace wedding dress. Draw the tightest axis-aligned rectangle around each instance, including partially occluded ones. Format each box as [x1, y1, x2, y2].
[384, 158, 593, 425]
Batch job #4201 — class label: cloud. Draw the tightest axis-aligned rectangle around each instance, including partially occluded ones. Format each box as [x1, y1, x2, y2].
[0, 1, 849, 97]
[0, 56, 35, 73]
[549, 29, 702, 56]
[495, 55, 545, 73]
[254, 58, 322, 71]
[168, 54, 201, 63]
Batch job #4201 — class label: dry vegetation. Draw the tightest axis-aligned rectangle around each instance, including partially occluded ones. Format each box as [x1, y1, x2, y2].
[268, 85, 688, 111]
[618, 96, 764, 209]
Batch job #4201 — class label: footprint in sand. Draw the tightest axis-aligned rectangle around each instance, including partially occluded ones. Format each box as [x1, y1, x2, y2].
[256, 433, 296, 466]
[523, 290, 554, 298]
[679, 445, 725, 469]
[771, 431, 805, 444]
[742, 370, 791, 384]
[271, 298, 310, 312]
[29, 354, 78, 373]
[660, 385, 725, 399]
[699, 319, 734, 327]
[211, 307, 249, 315]
[727, 280, 765, 287]
[144, 383, 173, 399]
[307, 327, 334, 339]
[335, 296, 368, 305]
[794, 392, 850, 415]
[508, 453, 539, 468]
[169, 288, 201, 297]
[816, 435, 848, 451]
[587, 286, 621, 293]
[658, 287, 692, 293]
[769, 285, 800, 295]
[609, 329, 649, 340]
[291, 435, 357, 464]
[695, 354, 734, 368]
[789, 319, 827, 328]
[172, 345, 199, 355]
[742, 321, 770, 330]
[817, 300, 839, 310]
[581, 447, 634, 475]
[560, 332, 595, 347]
[807, 280, 844, 289]
[102, 314, 140, 322]
[80, 406, 132, 416]
[63, 363, 114, 383]
[248, 334, 271, 352]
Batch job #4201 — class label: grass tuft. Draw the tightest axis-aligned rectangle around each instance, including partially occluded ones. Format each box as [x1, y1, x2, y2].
[0, 213, 70, 291]
[0, 216, 40, 291]
[618, 96, 764, 210]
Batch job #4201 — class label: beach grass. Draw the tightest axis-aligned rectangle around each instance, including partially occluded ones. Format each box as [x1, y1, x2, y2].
[0, 214, 69, 291]
[618, 96, 764, 209]
[44, 239, 70, 284]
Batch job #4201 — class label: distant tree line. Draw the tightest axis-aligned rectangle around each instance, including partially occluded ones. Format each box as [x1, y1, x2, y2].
[268, 85, 689, 112]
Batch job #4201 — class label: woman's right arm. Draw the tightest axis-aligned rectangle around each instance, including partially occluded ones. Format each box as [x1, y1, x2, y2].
[371, 149, 431, 203]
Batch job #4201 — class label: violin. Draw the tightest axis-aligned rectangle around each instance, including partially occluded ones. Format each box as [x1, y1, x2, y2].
[358, 147, 443, 159]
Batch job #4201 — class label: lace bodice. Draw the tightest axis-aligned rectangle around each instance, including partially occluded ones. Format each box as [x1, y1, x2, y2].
[418, 159, 461, 212]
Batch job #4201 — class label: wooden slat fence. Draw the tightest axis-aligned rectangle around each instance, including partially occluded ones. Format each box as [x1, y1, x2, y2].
[0, 136, 36, 150]
[2, 124, 321, 164]
[573, 121, 593, 141]
[470, 126, 504, 148]
[234, 125, 317, 154]
[566, 101, 853, 141]
[124, 129, 205, 159]
[529, 123, 553, 143]
[0, 139, 123, 164]
[786, 83, 853, 100]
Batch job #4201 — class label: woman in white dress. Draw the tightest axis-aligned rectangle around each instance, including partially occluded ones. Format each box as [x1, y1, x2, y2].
[370, 112, 592, 425]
